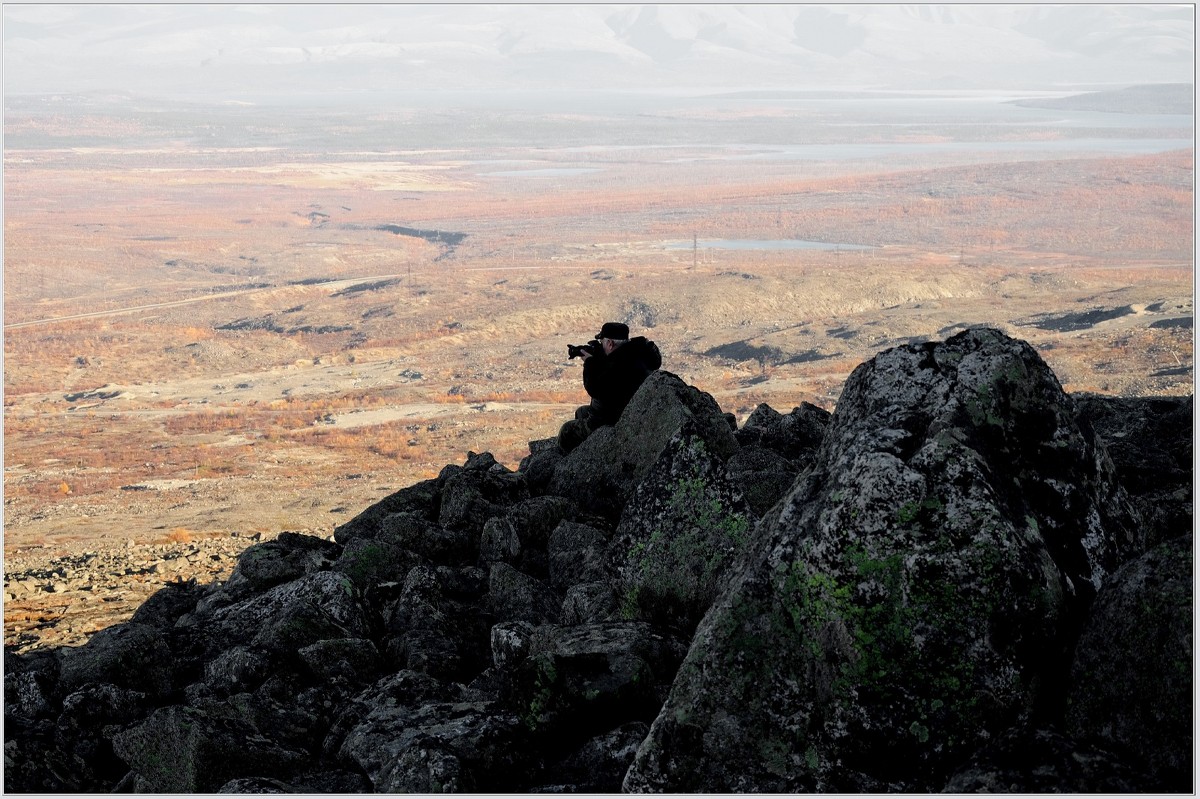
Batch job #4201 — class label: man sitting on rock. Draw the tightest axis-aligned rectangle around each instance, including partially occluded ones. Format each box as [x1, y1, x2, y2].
[557, 322, 662, 453]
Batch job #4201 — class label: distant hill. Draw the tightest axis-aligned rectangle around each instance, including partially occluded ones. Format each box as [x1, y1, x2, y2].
[1012, 83, 1194, 115]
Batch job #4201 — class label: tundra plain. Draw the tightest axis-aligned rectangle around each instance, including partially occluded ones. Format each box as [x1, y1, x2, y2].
[4, 90, 1193, 650]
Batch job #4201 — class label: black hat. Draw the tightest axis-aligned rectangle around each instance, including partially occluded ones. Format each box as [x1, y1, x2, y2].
[597, 322, 629, 340]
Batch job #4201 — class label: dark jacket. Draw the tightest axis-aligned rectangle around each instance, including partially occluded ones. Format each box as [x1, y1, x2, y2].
[582, 336, 662, 425]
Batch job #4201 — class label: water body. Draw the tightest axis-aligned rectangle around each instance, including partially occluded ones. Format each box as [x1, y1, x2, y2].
[665, 239, 874, 252]
[483, 167, 603, 178]
[663, 138, 1190, 165]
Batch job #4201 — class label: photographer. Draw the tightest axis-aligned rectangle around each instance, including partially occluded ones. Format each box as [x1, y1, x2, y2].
[557, 322, 662, 452]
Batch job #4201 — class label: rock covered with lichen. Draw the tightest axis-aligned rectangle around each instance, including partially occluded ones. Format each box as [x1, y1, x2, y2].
[3, 329, 1190, 793]
[623, 327, 1159, 793]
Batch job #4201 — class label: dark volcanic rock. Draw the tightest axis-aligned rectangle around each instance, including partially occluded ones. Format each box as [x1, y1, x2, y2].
[129, 577, 208, 629]
[110, 703, 309, 792]
[725, 444, 801, 516]
[624, 327, 1145, 792]
[1072, 393, 1193, 546]
[511, 622, 688, 737]
[202, 571, 372, 658]
[485, 562, 560, 626]
[58, 623, 174, 697]
[734, 401, 831, 467]
[1065, 533, 1193, 791]
[610, 430, 753, 633]
[942, 725, 1155, 792]
[547, 521, 609, 591]
[549, 370, 738, 521]
[5, 327, 1188, 794]
[221, 532, 341, 599]
[333, 477, 440, 544]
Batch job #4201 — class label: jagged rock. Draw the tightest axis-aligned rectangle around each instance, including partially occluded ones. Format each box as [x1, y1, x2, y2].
[333, 477, 441, 544]
[480, 517, 522, 565]
[505, 495, 576, 578]
[332, 536, 425, 589]
[560, 581, 618, 626]
[1065, 533, 1193, 791]
[491, 620, 536, 669]
[375, 511, 472, 564]
[942, 726, 1154, 792]
[322, 670, 463, 761]
[202, 571, 372, 658]
[338, 699, 533, 791]
[299, 637, 381, 683]
[610, 431, 753, 633]
[549, 370, 739, 521]
[518, 437, 565, 492]
[624, 327, 1145, 793]
[378, 745, 468, 792]
[129, 577, 207, 629]
[53, 683, 151, 790]
[228, 674, 346, 754]
[485, 562, 560, 626]
[5, 670, 56, 720]
[725, 444, 801, 516]
[111, 703, 309, 792]
[540, 721, 650, 793]
[202, 646, 272, 696]
[734, 401, 831, 467]
[547, 521, 609, 591]
[58, 623, 174, 697]
[1073, 393, 1193, 546]
[221, 532, 341, 599]
[438, 457, 529, 535]
[512, 622, 687, 738]
[436, 565, 489, 601]
[377, 566, 455, 677]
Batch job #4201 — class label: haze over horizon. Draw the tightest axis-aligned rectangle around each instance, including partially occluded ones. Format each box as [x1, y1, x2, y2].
[3, 3, 1194, 103]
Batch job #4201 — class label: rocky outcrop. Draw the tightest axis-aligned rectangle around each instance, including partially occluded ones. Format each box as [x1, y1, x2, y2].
[3, 329, 1190, 793]
[1064, 532, 1193, 791]
[622, 328, 1160, 792]
[1072, 393, 1193, 547]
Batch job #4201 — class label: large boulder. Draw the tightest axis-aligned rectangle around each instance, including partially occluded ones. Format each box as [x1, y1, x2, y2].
[333, 477, 441, 544]
[549, 370, 738, 521]
[336, 697, 534, 792]
[1065, 532, 1193, 791]
[725, 444, 802, 516]
[609, 430, 753, 633]
[221, 532, 341, 599]
[199, 571, 373, 659]
[509, 622, 688, 737]
[734, 401, 831, 467]
[110, 703, 309, 792]
[437, 452, 530, 537]
[941, 725, 1154, 792]
[624, 327, 1145, 792]
[1072, 393, 1193, 546]
[58, 623, 174, 697]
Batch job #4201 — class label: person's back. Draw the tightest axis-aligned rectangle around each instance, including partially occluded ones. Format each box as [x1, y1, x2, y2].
[582, 332, 661, 425]
[557, 322, 661, 451]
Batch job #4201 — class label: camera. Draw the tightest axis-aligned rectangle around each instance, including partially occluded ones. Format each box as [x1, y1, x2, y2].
[568, 340, 600, 360]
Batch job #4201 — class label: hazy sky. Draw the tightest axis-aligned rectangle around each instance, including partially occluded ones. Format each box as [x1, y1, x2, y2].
[3, 4, 1194, 99]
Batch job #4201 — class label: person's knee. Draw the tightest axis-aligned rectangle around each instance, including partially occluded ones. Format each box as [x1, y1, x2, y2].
[557, 418, 586, 453]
